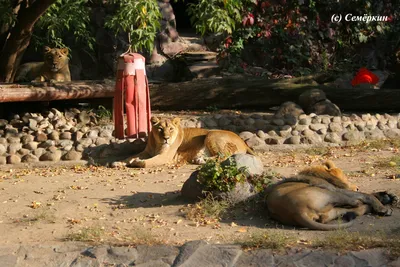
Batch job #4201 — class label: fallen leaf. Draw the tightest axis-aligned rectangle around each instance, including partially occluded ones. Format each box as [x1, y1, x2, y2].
[30, 201, 41, 209]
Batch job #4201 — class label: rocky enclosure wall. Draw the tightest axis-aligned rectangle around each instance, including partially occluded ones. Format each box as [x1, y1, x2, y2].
[0, 109, 399, 165]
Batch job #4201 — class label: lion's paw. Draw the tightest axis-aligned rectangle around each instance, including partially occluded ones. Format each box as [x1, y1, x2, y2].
[373, 191, 399, 206]
[193, 157, 206, 165]
[127, 159, 145, 168]
[110, 161, 126, 168]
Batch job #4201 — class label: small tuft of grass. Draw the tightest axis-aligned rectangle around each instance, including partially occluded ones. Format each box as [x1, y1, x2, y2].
[235, 230, 295, 250]
[122, 228, 163, 246]
[313, 230, 400, 258]
[65, 226, 105, 243]
[184, 193, 230, 225]
[375, 155, 400, 169]
[95, 105, 113, 124]
[351, 138, 400, 151]
[304, 147, 331, 156]
[14, 211, 56, 225]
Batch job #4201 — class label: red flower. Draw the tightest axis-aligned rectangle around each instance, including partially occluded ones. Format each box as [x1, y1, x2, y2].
[224, 37, 233, 48]
[242, 13, 255, 26]
[351, 67, 379, 87]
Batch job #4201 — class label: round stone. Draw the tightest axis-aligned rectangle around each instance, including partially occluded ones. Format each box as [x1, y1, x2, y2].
[21, 154, 39, 163]
[284, 136, 301, 145]
[21, 135, 35, 144]
[324, 132, 341, 143]
[33, 148, 46, 157]
[328, 122, 343, 133]
[39, 151, 62, 162]
[23, 142, 38, 150]
[7, 154, 21, 164]
[7, 143, 22, 154]
[0, 144, 6, 155]
[17, 148, 30, 156]
[62, 150, 82, 161]
[35, 132, 48, 142]
[48, 131, 60, 141]
[95, 137, 109, 146]
[60, 132, 72, 140]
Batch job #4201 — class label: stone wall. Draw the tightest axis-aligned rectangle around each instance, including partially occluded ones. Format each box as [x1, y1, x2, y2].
[0, 109, 399, 165]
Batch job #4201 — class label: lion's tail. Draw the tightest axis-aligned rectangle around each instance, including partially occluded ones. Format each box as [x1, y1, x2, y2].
[296, 213, 355, 231]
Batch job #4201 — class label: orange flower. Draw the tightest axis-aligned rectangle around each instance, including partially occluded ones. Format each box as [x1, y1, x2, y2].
[351, 67, 379, 87]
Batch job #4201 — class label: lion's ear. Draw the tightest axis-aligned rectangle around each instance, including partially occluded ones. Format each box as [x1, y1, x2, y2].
[324, 160, 336, 170]
[151, 116, 160, 125]
[60, 47, 69, 55]
[172, 117, 181, 126]
[44, 46, 52, 53]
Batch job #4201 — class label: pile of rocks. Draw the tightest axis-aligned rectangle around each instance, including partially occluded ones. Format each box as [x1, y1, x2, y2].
[197, 112, 400, 151]
[0, 108, 115, 164]
[0, 108, 399, 165]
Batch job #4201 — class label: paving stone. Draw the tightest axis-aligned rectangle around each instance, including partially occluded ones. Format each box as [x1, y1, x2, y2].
[174, 242, 242, 267]
[333, 255, 356, 267]
[234, 249, 274, 267]
[135, 245, 179, 266]
[350, 248, 389, 267]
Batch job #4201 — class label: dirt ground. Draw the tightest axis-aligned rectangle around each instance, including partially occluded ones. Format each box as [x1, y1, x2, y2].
[0, 142, 399, 248]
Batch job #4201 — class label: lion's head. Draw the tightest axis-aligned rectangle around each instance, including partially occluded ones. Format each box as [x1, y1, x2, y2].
[298, 160, 359, 191]
[43, 46, 69, 72]
[150, 117, 182, 146]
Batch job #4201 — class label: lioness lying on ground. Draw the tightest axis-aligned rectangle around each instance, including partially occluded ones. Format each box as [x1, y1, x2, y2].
[15, 46, 71, 82]
[266, 161, 396, 230]
[112, 116, 256, 168]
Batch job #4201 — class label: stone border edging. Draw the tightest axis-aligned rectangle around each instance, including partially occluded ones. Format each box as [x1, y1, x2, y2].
[0, 110, 399, 165]
[0, 241, 397, 266]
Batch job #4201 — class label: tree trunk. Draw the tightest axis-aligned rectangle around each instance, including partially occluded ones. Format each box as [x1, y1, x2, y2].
[0, 0, 56, 83]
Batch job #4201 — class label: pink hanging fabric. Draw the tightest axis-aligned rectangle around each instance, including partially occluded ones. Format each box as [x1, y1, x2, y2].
[113, 53, 151, 139]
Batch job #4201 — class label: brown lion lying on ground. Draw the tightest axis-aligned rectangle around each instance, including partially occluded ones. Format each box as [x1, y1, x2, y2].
[265, 161, 397, 230]
[112, 116, 256, 168]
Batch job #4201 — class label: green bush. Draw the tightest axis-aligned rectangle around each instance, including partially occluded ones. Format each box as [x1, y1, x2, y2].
[197, 158, 248, 193]
[191, 0, 400, 75]
[196, 157, 273, 193]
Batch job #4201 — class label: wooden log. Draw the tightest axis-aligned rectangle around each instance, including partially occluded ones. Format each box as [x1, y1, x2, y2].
[0, 80, 115, 102]
[1, 77, 399, 112]
[149, 76, 400, 112]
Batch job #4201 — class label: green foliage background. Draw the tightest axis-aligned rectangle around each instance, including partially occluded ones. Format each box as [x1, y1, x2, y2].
[0, 0, 399, 76]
